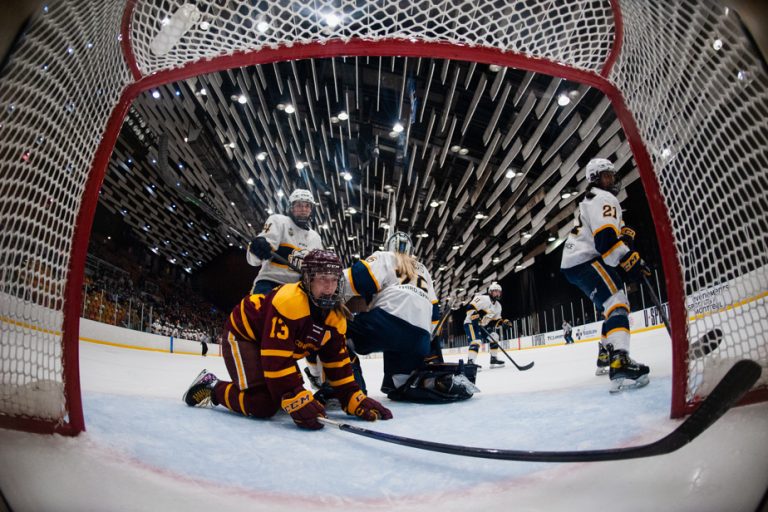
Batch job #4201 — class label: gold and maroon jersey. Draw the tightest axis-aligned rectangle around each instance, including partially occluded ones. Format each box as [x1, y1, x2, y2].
[226, 282, 358, 401]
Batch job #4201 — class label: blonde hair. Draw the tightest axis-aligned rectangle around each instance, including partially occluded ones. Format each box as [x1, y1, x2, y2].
[394, 252, 418, 282]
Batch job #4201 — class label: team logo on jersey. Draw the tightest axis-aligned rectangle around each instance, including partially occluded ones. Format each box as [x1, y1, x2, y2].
[263, 222, 272, 233]
[288, 228, 294, 237]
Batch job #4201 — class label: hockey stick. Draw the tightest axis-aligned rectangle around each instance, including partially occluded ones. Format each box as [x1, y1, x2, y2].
[478, 325, 534, 371]
[270, 251, 300, 272]
[496, 344, 535, 371]
[319, 359, 760, 462]
[641, 275, 723, 359]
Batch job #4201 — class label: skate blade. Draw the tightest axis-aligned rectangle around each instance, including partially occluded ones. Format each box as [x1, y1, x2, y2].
[595, 367, 609, 376]
[609, 374, 650, 393]
[489, 364, 505, 369]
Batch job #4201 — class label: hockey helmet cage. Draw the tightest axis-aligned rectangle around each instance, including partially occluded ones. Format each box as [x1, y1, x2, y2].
[488, 282, 502, 300]
[585, 158, 615, 184]
[288, 189, 315, 228]
[301, 249, 344, 309]
[386, 231, 413, 255]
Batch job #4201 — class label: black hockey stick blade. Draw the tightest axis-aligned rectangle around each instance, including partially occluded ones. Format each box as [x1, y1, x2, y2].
[641, 276, 723, 360]
[497, 344, 534, 371]
[321, 360, 760, 463]
[690, 328, 724, 359]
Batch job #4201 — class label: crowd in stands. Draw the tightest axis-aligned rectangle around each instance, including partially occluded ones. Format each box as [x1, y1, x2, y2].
[82, 240, 226, 343]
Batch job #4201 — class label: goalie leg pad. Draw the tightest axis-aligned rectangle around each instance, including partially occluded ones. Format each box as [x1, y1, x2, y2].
[386, 361, 479, 403]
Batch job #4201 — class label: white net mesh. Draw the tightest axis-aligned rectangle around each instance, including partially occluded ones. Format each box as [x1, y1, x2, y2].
[610, 2, 768, 402]
[0, 1, 131, 429]
[0, 0, 765, 430]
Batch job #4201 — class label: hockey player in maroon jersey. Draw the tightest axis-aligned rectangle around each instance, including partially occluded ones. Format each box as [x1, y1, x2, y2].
[183, 249, 392, 429]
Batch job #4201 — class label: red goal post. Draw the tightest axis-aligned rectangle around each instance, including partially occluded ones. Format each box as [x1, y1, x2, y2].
[0, 0, 765, 435]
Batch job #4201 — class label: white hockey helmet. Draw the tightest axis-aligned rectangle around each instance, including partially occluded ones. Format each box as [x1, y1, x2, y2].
[289, 188, 316, 205]
[386, 231, 413, 255]
[288, 188, 315, 228]
[585, 158, 615, 184]
[488, 282, 502, 300]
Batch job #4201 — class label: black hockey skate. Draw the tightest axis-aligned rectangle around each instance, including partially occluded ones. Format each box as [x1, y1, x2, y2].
[489, 356, 505, 368]
[303, 366, 323, 390]
[609, 350, 650, 393]
[595, 343, 611, 376]
[183, 369, 218, 406]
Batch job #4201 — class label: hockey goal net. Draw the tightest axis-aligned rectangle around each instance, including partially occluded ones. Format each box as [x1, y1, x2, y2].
[0, 0, 765, 434]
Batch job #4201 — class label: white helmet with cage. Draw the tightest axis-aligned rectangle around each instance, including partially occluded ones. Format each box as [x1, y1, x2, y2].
[488, 282, 502, 301]
[585, 158, 619, 194]
[386, 231, 413, 255]
[288, 188, 315, 228]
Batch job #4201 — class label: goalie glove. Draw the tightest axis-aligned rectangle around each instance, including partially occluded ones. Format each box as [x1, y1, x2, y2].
[249, 237, 273, 260]
[620, 226, 636, 249]
[342, 390, 393, 421]
[287, 249, 307, 272]
[281, 389, 326, 430]
[619, 251, 651, 282]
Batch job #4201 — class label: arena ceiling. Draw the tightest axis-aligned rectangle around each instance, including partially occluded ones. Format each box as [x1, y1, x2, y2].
[102, 55, 640, 301]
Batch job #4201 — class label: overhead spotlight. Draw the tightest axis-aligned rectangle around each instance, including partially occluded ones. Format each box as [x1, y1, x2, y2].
[266, 208, 274, 214]
[548, 235, 557, 242]
[389, 131, 399, 138]
[199, 20, 210, 30]
[429, 200, 440, 208]
[381, 222, 390, 229]
[151, 90, 161, 99]
[237, 94, 247, 104]
[523, 232, 532, 239]
[256, 151, 267, 161]
[474, 213, 487, 220]
[561, 191, 572, 199]
[324, 12, 341, 27]
[451, 244, 462, 250]
[557, 93, 571, 106]
[284, 104, 296, 114]
[342, 171, 352, 181]
[458, 148, 469, 155]
[712, 38, 723, 51]
[505, 169, 516, 179]
[337, 111, 349, 121]
[450, 145, 461, 153]
[330, 116, 339, 124]
[198, 88, 206, 96]
[246, 178, 254, 185]
[295, 162, 305, 170]
[277, 190, 284, 197]
[417, 232, 429, 238]
[489, 64, 502, 72]
[256, 17, 270, 33]
[393, 122, 404, 133]
[320, 223, 329, 229]
[492, 257, 500, 263]
[276, 103, 285, 111]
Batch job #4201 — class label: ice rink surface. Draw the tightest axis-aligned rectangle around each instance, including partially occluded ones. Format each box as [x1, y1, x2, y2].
[0, 328, 767, 511]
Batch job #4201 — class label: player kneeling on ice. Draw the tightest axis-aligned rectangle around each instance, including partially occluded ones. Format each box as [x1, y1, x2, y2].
[463, 282, 513, 368]
[343, 231, 478, 403]
[560, 158, 650, 393]
[183, 249, 392, 429]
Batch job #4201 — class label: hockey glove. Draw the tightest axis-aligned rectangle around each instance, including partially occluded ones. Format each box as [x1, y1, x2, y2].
[281, 389, 326, 430]
[287, 249, 307, 271]
[249, 237, 273, 260]
[620, 226, 636, 249]
[342, 390, 393, 421]
[619, 251, 651, 282]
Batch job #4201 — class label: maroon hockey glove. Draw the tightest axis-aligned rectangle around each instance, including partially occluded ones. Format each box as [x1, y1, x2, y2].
[343, 390, 393, 421]
[281, 389, 326, 430]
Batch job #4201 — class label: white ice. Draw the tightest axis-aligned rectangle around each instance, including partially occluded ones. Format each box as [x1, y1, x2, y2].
[1, 328, 767, 511]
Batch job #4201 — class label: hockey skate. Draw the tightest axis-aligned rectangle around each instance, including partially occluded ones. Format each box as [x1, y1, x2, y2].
[609, 350, 650, 393]
[303, 366, 323, 390]
[183, 369, 218, 407]
[489, 356, 505, 368]
[595, 343, 611, 376]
